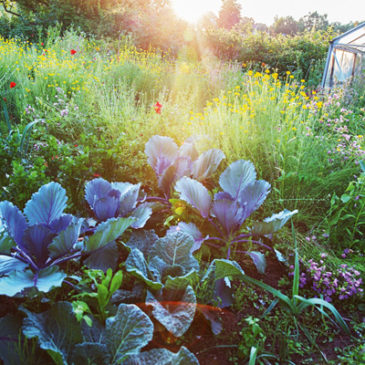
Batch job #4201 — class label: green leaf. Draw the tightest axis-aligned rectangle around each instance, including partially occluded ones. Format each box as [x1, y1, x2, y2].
[124, 346, 199, 365]
[109, 270, 123, 294]
[22, 302, 83, 365]
[84, 241, 119, 272]
[146, 286, 196, 337]
[164, 270, 199, 291]
[0, 231, 15, 254]
[294, 295, 350, 334]
[72, 343, 109, 365]
[125, 248, 163, 290]
[105, 303, 154, 363]
[84, 217, 134, 252]
[202, 259, 245, 283]
[251, 209, 298, 235]
[0, 314, 23, 365]
[151, 231, 199, 273]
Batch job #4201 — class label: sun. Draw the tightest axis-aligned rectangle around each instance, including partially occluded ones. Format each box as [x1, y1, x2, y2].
[171, 0, 221, 23]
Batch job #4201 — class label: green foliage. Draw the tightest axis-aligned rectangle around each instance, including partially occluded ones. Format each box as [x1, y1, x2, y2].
[323, 164, 365, 250]
[217, 0, 242, 30]
[73, 268, 123, 323]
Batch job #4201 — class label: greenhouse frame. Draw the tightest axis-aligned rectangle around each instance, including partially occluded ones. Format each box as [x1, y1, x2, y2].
[322, 22, 365, 88]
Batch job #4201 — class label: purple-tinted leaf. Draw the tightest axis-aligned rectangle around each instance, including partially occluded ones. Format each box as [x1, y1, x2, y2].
[214, 191, 233, 201]
[48, 219, 84, 258]
[0, 255, 27, 275]
[167, 222, 208, 253]
[145, 136, 178, 175]
[178, 142, 199, 161]
[238, 180, 271, 222]
[175, 177, 211, 218]
[212, 199, 242, 235]
[214, 278, 233, 308]
[94, 196, 120, 221]
[158, 157, 192, 198]
[22, 225, 55, 267]
[85, 178, 113, 209]
[158, 163, 177, 197]
[247, 251, 266, 274]
[219, 160, 256, 199]
[192, 149, 225, 181]
[48, 214, 73, 234]
[0, 201, 27, 246]
[111, 182, 140, 217]
[24, 182, 67, 225]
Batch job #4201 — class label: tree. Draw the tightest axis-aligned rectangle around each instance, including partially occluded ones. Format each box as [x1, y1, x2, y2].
[217, 0, 241, 30]
[271, 16, 299, 35]
[298, 11, 329, 32]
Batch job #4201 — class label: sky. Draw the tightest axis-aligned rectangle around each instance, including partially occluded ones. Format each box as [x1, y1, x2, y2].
[171, 0, 365, 25]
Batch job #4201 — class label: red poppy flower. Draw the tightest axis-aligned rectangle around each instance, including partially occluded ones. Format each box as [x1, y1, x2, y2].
[10, 82, 16, 89]
[154, 102, 162, 114]
[74, 144, 78, 147]
[93, 173, 100, 177]
[70, 49, 77, 55]
[41, 42, 44, 46]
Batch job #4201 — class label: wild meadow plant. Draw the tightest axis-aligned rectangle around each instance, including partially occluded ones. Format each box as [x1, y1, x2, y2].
[186, 70, 364, 224]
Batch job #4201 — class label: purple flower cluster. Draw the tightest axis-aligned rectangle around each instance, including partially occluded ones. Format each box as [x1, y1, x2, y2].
[299, 257, 363, 302]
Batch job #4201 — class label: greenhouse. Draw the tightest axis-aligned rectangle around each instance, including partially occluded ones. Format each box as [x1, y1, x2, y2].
[322, 22, 365, 87]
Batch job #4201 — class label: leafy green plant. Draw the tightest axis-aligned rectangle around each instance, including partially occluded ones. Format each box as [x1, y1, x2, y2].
[73, 268, 123, 324]
[323, 161, 365, 249]
[240, 223, 350, 343]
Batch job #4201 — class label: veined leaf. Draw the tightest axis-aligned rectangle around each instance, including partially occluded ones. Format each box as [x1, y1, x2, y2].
[48, 219, 84, 258]
[247, 251, 266, 274]
[151, 231, 199, 273]
[24, 182, 67, 226]
[146, 286, 196, 337]
[192, 148, 225, 181]
[22, 302, 83, 365]
[0, 255, 27, 275]
[251, 209, 298, 236]
[145, 135, 178, 175]
[85, 178, 113, 209]
[84, 217, 134, 252]
[124, 346, 199, 365]
[125, 248, 163, 290]
[219, 160, 256, 199]
[105, 304, 154, 364]
[0, 201, 27, 246]
[175, 177, 211, 218]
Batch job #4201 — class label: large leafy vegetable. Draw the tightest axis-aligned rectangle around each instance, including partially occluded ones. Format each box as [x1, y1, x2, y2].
[85, 177, 152, 228]
[145, 135, 225, 198]
[0, 182, 134, 296]
[174, 159, 297, 269]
